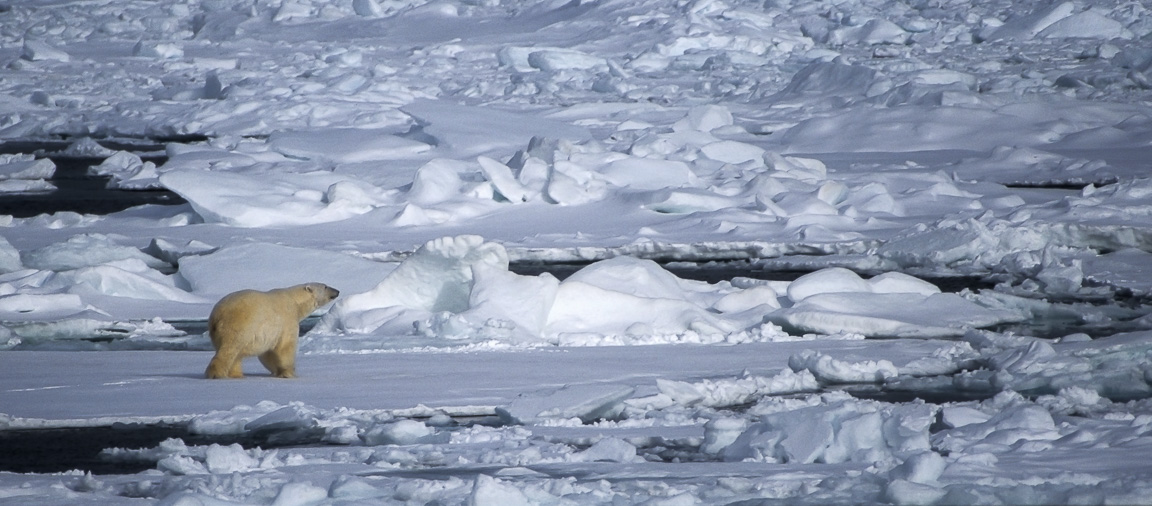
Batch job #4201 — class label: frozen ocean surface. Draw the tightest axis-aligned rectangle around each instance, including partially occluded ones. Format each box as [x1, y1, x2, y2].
[1, 0, 1152, 503]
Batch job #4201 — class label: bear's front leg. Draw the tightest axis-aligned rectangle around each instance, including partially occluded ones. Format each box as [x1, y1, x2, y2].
[259, 333, 297, 379]
[258, 351, 296, 378]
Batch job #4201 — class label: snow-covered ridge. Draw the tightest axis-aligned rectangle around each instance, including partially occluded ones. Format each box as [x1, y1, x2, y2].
[1, 231, 1123, 351]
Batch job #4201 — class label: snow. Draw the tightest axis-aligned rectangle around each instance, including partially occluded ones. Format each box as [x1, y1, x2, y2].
[1, 0, 1152, 502]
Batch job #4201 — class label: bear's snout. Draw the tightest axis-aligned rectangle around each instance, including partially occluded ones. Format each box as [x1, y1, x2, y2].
[328, 287, 340, 299]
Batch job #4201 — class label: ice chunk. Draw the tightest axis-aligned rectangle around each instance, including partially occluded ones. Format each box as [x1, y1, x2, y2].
[673, 105, 734, 133]
[0, 157, 54, 180]
[780, 107, 1055, 153]
[318, 235, 508, 333]
[477, 156, 534, 202]
[939, 406, 991, 429]
[527, 49, 607, 71]
[273, 1, 312, 23]
[544, 161, 607, 205]
[0, 293, 95, 320]
[765, 153, 827, 179]
[867, 272, 941, 296]
[270, 482, 328, 506]
[890, 451, 947, 484]
[773, 61, 878, 99]
[401, 100, 592, 157]
[877, 220, 993, 267]
[408, 159, 468, 205]
[981, 1, 1075, 41]
[986, 340, 1056, 376]
[1082, 248, 1152, 296]
[469, 475, 532, 506]
[655, 378, 706, 406]
[185, 402, 293, 436]
[49, 262, 208, 303]
[21, 40, 70, 62]
[464, 265, 559, 338]
[245, 404, 319, 433]
[23, 234, 171, 272]
[772, 192, 839, 216]
[132, 41, 184, 59]
[89, 151, 161, 190]
[498, 46, 544, 72]
[599, 157, 697, 190]
[157, 455, 209, 476]
[725, 398, 932, 465]
[788, 350, 898, 384]
[573, 437, 641, 463]
[883, 479, 947, 506]
[786, 267, 872, 302]
[362, 420, 445, 445]
[909, 69, 978, 88]
[268, 128, 431, 163]
[815, 181, 850, 206]
[829, 18, 909, 46]
[0, 235, 23, 274]
[702, 417, 751, 454]
[160, 169, 388, 227]
[353, 0, 384, 17]
[699, 140, 765, 165]
[150, 70, 224, 100]
[644, 188, 743, 214]
[545, 280, 732, 337]
[176, 242, 393, 299]
[0, 178, 53, 193]
[204, 444, 259, 474]
[545, 257, 740, 337]
[563, 256, 715, 304]
[713, 285, 781, 312]
[497, 383, 635, 424]
[822, 410, 885, 463]
[328, 476, 385, 499]
[932, 404, 1058, 453]
[773, 292, 1023, 338]
[655, 369, 818, 409]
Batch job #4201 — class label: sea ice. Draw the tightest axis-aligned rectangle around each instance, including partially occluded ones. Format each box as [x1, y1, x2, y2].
[400, 100, 592, 157]
[21, 40, 69, 62]
[89, 151, 162, 189]
[2, 0, 1152, 502]
[176, 241, 394, 298]
[267, 128, 431, 163]
[497, 383, 636, 425]
[316, 235, 508, 334]
[23, 233, 171, 272]
[160, 169, 390, 227]
[721, 397, 932, 465]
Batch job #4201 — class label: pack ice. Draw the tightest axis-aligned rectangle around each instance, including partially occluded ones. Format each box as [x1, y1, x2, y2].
[2, 0, 1152, 503]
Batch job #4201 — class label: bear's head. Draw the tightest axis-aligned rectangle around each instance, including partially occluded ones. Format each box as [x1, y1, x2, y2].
[304, 282, 340, 308]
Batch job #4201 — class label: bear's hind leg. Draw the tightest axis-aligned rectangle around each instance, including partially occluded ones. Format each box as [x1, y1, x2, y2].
[206, 349, 244, 379]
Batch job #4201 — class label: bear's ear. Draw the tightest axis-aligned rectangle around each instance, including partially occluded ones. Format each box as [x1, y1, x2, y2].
[304, 284, 315, 293]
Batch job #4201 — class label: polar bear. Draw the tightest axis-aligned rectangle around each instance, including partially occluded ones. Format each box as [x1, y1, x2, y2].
[205, 283, 339, 379]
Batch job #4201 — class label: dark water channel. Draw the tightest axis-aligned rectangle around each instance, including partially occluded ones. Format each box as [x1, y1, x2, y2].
[0, 422, 333, 475]
[0, 137, 190, 217]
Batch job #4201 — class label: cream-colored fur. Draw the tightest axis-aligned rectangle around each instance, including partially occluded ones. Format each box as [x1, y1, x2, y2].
[205, 283, 339, 379]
